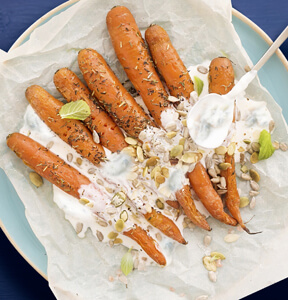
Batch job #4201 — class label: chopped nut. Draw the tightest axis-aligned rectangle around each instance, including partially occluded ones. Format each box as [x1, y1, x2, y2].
[240, 153, 245, 165]
[204, 235, 212, 247]
[96, 230, 104, 242]
[211, 176, 220, 184]
[269, 120, 275, 133]
[250, 180, 260, 191]
[29, 172, 43, 187]
[250, 196, 256, 209]
[241, 173, 252, 181]
[251, 142, 260, 152]
[208, 168, 217, 178]
[67, 153, 73, 162]
[167, 95, 180, 103]
[272, 141, 280, 150]
[208, 271, 217, 283]
[280, 142, 288, 151]
[76, 157, 82, 166]
[249, 190, 259, 196]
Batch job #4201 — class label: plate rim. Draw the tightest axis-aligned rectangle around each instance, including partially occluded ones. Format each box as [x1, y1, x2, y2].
[1, 0, 288, 281]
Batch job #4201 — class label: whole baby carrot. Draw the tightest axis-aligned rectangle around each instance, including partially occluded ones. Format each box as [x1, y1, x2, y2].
[208, 57, 235, 95]
[54, 68, 128, 152]
[188, 162, 237, 226]
[25, 85, 105, 165]
[7, 132, 167, 265]
[145, 24, 194, 99]
[106, 6, 171, 126]
[78, 48, 154, 139]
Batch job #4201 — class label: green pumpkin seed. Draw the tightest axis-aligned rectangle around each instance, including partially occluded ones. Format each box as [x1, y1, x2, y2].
[218, 163, 231, 170]
[156, 198, 164, 210]
[170, 145, 183, 157]
[146, 156, 159, 166]
[108, 232, 119, 239]
[115, 219, 125, 232]
[250, 152, 259, 164]
[239, 197, 249, 208]
[29, 172, 43, 188]
[120, 210, 128, 222]
[249, 169, 260, 182]
[111, 192, 126, 207]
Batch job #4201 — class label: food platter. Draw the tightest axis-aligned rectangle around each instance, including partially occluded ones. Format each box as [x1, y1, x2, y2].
[0, 1, 287, 299]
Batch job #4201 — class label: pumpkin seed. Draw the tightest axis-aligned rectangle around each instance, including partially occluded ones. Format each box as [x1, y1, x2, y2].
[280, 142, 288, 151]
[108, 232, 119, 239]
[202, 256, 217, 272]
[79, 198, 89, 205]
[155, 173, 165, 184]
[170, 145, 183, 157]
[243, 139, 251, 144]
[156, 198, 164, 210]
[29, 172, 43, 187]
[181, 119, 187, 127]
[161, 167, 169, 178]
[76, 157, 83, 166]
[240, 165, 249, 173]
[251, 142, 260, 152]
[67, 153, 73, 162]
[122, 146, 136, 157]
[214, 164, 221, 175]
[215, 146, 227, 155]
[75, 223, 83, 234]
[197, 65, 208, 74]
[227, 142, 236, 156]
[166, 131, 177, 139]
[146, 156, 159, 166]
[120, 210, 128, 222]
[111, 192, 126, 207]
[125, 137, 138, 145]
[46, 141, 54, 149]
[239, 197, 249, 208]
[249, 169, 260, 182]
[218, 163, 231, 170]
[93, 130, 100, 143]
[96, 230, 104, 242]
[115, 219, 125, 232]
[272, 141, 280, 150]
[250, 180, 260, 191]
[114, 238, 123, 244]
[250, 152, 259, 164]
[208, 271, 217, 283]
[224, 233, 239, 243]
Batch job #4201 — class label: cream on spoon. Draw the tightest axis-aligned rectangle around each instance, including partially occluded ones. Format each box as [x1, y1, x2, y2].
[187, 26, 288, 148]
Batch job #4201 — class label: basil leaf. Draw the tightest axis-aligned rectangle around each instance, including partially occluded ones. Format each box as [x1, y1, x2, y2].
[193, 76, 204, 96]
[59, 100, 91, 121]
[258, 129, 275, 160]
[121, 248, 133, 276]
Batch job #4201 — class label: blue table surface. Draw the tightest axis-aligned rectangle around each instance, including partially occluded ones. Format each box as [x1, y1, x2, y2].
[0, 1, 287, 299]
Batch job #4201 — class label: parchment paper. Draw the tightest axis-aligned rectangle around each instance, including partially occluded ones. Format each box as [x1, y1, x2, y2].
[0, 0, 288, 299]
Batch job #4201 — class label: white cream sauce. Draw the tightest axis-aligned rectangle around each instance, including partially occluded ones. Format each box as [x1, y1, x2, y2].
[19, 60, 273, 268]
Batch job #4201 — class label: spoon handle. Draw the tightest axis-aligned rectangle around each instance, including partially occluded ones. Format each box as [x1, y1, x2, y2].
[253, 26, 288, 71]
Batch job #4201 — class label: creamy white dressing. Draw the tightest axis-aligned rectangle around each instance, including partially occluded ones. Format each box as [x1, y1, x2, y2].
[19, 60, 274, 269]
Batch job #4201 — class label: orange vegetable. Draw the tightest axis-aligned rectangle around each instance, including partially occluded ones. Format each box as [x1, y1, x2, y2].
[54, 68, 128, 152]
[208, 57, 235, 95]
[78, 48, 154, 139]
[145, 208, 186, 244]
[7, 132, 167, 265]
[124, 225, 166, 265]
[188, 162, 237, 226]
[145, 24, 194, 99]
[25, 85, 105, 165]
[175, 185, 211, 231]
[106, 6, 170, 126]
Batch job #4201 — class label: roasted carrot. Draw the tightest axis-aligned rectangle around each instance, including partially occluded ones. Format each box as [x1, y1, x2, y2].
[25, 85, 105, 165]
[7, 132, 167, 265]
[144, 208, 186, 244]
[78, 49, 154, 138]
[145, 24, 194, 99]
[106, 6, 170, 126]
[124, 225, 166, 265]
[7, 132, 91, 198]
[54, 68, 128, 152]
[188, 162, 237, 226]
[208, 57, 235, 95]
[175, 185, 211, 231]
